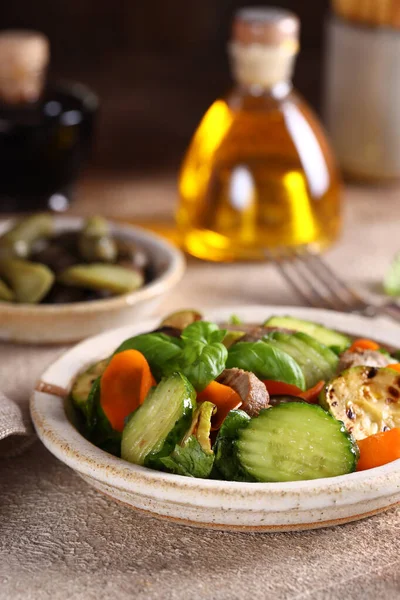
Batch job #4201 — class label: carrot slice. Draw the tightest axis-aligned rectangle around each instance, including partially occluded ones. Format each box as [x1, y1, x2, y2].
[387, 363, 400, 373]
[100, 350, 155, 432]
[299, 380, 325, 403]
[262, 380, 303, 397]
[197, 381, 242, 430]
[357, 428, 400, 471]
[349, 338, 380, 352]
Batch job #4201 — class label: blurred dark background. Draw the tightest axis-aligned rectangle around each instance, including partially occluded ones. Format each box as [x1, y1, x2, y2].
[0, 0, 331, 173]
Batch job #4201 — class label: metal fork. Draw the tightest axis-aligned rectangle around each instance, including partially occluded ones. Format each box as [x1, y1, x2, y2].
[265, 246, 400, 322]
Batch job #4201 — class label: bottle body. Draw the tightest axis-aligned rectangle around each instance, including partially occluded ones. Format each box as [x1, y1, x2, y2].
[178, 85, 341, 261]
[0, 81, 97, 213]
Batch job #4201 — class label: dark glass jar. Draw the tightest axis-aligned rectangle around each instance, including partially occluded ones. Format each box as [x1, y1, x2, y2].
[0, 30, 97, 213]
[0, 81, 97, 213]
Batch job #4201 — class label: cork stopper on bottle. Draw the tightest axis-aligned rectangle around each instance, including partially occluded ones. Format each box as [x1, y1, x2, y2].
[0, 30, 49, 104]
[229, 8, 300, 88]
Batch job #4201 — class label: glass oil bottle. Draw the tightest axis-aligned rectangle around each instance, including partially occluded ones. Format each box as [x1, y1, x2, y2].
[177, 7, 342, 262]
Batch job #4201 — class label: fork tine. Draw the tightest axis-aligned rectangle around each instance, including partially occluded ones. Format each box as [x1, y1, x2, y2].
[301, 247, 367, 310]
[265, 248, 337, 309]
[284, 248, 345, 311]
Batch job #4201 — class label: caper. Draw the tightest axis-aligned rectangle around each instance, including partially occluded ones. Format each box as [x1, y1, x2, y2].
[0, 259, 54, 304]
[58, 263, 144, 295]
[0, 214, 54, 259]
[78, 216, 117, 263]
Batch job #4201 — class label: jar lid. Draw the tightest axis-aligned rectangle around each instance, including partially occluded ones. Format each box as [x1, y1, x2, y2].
[0, 30, 49, 103]
[232, 7, 300, 48]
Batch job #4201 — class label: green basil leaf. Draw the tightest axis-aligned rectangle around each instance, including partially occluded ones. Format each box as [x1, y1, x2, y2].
[226, 341, 306, 390]
[114, 333, 182, 379]
[160, 436, 215, 478]
[179, 339, 227, 392]
[181, 321, 225, 345]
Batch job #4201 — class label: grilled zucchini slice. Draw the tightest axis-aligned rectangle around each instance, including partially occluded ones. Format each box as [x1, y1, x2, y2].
[321, 366, 400, 440]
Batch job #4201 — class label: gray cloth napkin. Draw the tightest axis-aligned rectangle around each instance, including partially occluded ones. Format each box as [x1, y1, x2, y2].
[0, 391, 36, 457]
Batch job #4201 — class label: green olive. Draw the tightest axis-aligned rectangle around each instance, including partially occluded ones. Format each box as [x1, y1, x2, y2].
[0, 214, 54, 259]
[0, 277, 15, 302]
[58, 263, 144, 295]
[0, 259, 54, 303]
[79, 216, 117, 263]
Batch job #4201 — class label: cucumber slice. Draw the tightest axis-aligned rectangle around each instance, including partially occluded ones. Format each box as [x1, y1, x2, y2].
[121, 373, 196, 468]
[264, 316, 351, 353]
[237, 403, 358, 482]
[267, 332, 337, 388]
[214, 409, 253, 482]
[71, 359, 109, 424]
[321, 366, 400, 440]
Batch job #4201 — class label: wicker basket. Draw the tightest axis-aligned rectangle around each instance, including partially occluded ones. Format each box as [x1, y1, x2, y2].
[332, 0, 400, 28]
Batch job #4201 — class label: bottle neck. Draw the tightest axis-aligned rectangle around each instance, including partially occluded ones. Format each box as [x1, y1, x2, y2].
[228, 42, 297, 92]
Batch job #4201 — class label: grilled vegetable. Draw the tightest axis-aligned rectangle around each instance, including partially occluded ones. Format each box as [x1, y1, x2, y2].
[264, 316, 351, 353]
[267, 331, 338, 389]
[321, 366, 400, 440]
[0, 277, 14, 301]
[78, 216, 118, 263]
[59, 263, 144, 295]
[121, 373, 196, 468]
[222, 330, 246, 348]
[0, 214, 53, 259]
[160, 310, 202, 330]
[226, 340, 306, 390]
[236, 403, 358, 482]
[71, 358, 109, 422]
[0, 258, 54, 303]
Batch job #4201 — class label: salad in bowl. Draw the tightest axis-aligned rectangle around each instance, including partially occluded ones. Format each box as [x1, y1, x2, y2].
[69, 310, 400, 483]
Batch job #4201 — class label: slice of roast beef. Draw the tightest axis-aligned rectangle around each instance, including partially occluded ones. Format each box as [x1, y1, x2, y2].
[217, 367, 269, 417]
[337, 349, 393, 374]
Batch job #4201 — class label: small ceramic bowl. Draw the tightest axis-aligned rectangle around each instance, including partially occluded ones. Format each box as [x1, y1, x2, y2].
[30, 306, 400, 532]
[0, 216, 185, 344]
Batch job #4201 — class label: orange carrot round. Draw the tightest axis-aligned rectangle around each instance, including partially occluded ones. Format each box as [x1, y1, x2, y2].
[197, 381, 242, 430]
[357, 428, 400, 471]
[100, 350, 155, 432]
[349, 338, 380, 352]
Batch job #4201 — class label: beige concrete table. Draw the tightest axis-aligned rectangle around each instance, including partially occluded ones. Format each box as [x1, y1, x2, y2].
[1, 175, 400, 600]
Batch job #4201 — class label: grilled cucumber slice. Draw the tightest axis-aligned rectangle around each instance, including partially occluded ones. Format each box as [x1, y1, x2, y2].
[236, 403, 358, 482]
[121, 373, 196, 468]
[264, 316, 351, 353]
[321, 366, 400, 440]
[267, 332, 338, 388]
[71, 359, 109, 422]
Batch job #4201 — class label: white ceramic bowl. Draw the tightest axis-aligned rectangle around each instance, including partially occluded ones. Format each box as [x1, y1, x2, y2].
[0, 216, 185, 344]
[30, 306, 400, 531]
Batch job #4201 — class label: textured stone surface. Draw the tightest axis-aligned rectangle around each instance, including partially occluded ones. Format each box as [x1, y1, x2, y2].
[1, 178, 400, 599]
